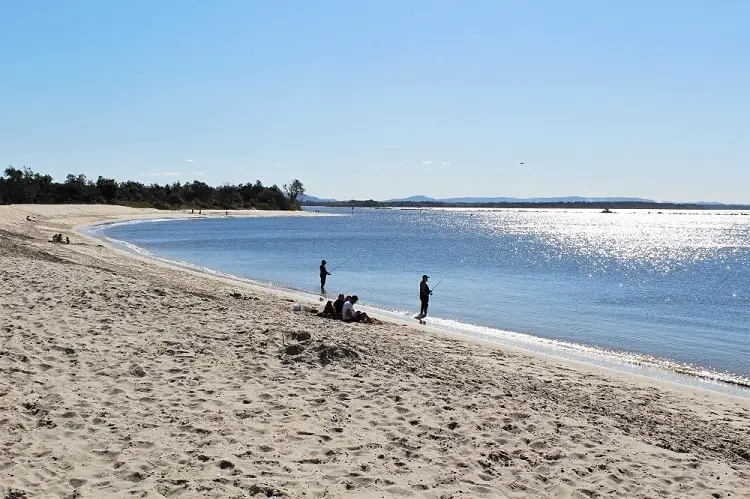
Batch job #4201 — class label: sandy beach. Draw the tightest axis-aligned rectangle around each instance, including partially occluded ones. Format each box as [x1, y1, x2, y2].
[1, 204, 748, 498]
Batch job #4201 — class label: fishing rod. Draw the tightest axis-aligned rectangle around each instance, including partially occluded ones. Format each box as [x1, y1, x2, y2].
[430, 274, 449, 293]
[329, 260, 348, 272]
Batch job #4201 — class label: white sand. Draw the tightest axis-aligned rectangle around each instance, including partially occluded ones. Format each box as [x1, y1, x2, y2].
[1, 204, 748, 498]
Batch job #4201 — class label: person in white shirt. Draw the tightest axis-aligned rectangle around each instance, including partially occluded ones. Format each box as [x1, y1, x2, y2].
[342, 295, 357, 322]
[341, 295, 372, 323]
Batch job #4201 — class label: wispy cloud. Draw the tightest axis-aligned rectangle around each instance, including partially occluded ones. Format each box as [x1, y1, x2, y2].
[184, 159, 196, 163]
[190, 171, 206, 177]
[441, 161, 451, 166]
[422, 160, 433, 165]
[141, 172, 181, 178]
[397, 161, 404, 165]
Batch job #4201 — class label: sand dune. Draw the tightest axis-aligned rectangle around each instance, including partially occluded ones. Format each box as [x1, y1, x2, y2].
[1, 205, 748, 498]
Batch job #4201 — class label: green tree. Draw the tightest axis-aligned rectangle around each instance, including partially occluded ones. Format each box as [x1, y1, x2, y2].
[96, 176, 119, 203]
[284, 179, 305, 205]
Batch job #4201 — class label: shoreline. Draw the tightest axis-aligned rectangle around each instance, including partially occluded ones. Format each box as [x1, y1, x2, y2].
[87, 212, 750, 398]
[1, 204, 749, 497]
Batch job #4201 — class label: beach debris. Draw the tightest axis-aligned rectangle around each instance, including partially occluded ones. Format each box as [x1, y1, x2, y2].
[292, 303, 301, 312]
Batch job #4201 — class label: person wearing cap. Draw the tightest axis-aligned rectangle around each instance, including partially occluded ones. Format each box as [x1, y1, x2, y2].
[418, 274, 432, 319]
[320, 259, 331, 290]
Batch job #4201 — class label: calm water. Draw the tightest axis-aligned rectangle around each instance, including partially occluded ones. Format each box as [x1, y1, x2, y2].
[95, 208, 750, 389]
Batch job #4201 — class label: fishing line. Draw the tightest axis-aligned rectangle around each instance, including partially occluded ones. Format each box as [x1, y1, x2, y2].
[430, 273, 449, 293]
[329, 260, 348, 272]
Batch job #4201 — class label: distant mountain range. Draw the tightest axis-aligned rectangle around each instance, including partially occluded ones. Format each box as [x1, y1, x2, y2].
[300, 193, 742, 206]
[299, 194, 338, 203]
[383, 195, 657, 204]
[302, 194, 659, 204]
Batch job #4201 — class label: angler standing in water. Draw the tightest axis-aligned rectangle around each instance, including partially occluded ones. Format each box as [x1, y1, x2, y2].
[320, 259, 331, 290]
[418, 274, 432, 319]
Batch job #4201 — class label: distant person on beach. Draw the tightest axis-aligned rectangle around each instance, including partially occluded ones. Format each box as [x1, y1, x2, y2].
[333, 293, 346, 319]
[320, 259, 331, 289]
[418, 274, 432, 318]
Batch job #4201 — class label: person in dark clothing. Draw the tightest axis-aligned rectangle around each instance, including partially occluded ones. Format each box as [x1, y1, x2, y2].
[333, 293, 346, 319]
[418, 274, 431, 318]
[320, 259, 331, 289]
[318, 300, 336, 318]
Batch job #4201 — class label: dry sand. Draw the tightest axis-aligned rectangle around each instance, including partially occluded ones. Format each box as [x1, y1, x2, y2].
[1, 204, 748, 498]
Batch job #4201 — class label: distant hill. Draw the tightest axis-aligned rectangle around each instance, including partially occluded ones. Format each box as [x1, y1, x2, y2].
[299, 194, 337, 203]
[385, 195, 435, 202]
[301, 194, 745, 207]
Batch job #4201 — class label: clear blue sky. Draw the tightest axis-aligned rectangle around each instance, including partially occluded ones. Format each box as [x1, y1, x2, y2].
[1, 0, 748, 202]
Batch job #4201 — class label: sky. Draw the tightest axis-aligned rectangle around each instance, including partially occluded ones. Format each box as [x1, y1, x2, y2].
[1, 1, 748, 203]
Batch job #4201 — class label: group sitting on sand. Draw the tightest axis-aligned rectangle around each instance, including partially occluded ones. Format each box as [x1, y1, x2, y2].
[50, 233, 70, 244]
[318, 294, 377, 324]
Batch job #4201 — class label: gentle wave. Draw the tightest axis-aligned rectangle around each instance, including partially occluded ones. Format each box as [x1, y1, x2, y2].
[85, 217, 191, 234]
[365, 305, 750, 393]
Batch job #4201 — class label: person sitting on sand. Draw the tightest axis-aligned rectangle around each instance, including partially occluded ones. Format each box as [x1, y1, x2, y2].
[318, 300, 336, 318]
[64, 236, 70, 244]
[342, 295, 372, 323]
[333, 293, 346, 319]
[341, 296, 357, 321]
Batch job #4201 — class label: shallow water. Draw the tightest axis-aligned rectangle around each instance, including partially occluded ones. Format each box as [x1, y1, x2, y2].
[94, 207, 750, 391]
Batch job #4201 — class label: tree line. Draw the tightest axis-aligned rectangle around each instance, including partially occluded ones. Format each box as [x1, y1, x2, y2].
[0, 167, 305, 211]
